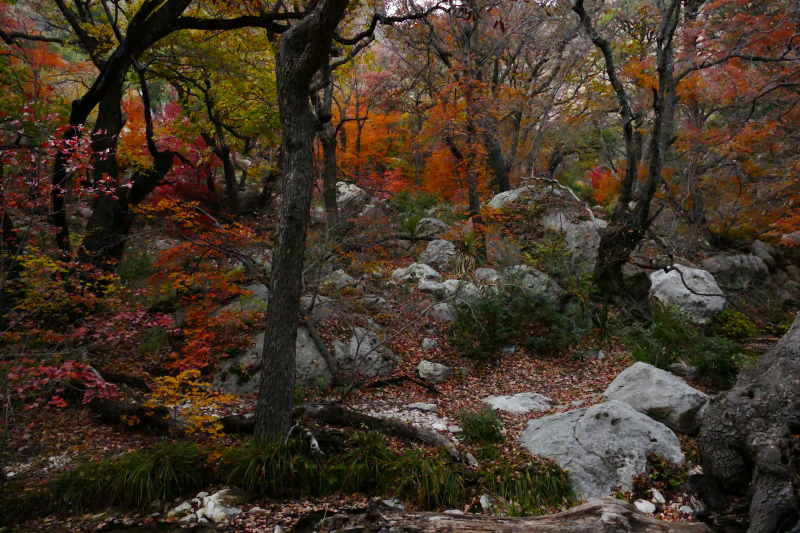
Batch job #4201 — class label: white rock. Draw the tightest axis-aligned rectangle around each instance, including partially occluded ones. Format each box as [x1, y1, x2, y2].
[679, 505, 695, 516]
[421, 338, 438, 350]
[543, 211, 608, 277]
[634, 500, 657, 514]
[701, 254, 769, 290]
[430, 302, 455, 322]
[482, 392, 551, 415]
[432, 423, 448, 431]
[392, 263, 442, 283]
[448, 425, 463, 433]
[418, 278, 445, 294]
[651, 487, 666, 505]
[361, 296, 391, 312]
[405, 402, 438, 413]
[419, 239, 457, 272]
[443, 509, 464, 515]
[501, 265, 564, 300]
[336, 182, 366, 206]
[442, 279, 482, 304]
[650, 265, 726, 323]
[473, 268, 499, 282]
[417, 218, 451, 237]
[487, 185, 538, 209]
[325, 269, 355, 290]
[480, 494, 493, 511]
[416, 360, 452, 384]
[603, 362, 709, 435]
[519, 401, 684, 501]
[167, 502, 193, 517]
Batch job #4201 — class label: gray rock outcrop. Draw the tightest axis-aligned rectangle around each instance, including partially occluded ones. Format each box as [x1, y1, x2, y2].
[501, 265, 564, 300]
[603, 362, 709, 435]
[700, 254, 769, 290]
[417, 218, 451, 237]
[519, 401, 684, 501]
[543, 212, 608, 277]
[418, 239, 457, 272]
[649, 265, 726, 323]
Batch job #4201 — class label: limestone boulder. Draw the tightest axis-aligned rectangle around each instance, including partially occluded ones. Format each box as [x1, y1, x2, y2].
[519, 401, 684, 501]
[482, 393, 551, 415]
[416, 360, 452, 384]
[417, 218, 451, 237]
[543, 212, 608, 277]
[391, 263, 442, 284]
[418, 239, 457, 272]
[649, 265, 726, 323]
[700, 254, 769, 290]
[501, 265, 564, 300]
[603, 362, 709, 434]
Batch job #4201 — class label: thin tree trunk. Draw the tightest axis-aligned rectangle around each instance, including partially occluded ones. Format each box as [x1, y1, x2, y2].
[253, 0, 350, 445]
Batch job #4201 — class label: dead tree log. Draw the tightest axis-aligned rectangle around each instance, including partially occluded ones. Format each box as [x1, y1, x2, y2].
[696, 313, 800, 533]
[220, 404, 460, 459]
[321, 498, 711, 532]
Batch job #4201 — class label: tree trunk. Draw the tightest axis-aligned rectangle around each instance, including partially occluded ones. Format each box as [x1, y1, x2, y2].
[695, 314, 800, 533]
[253, 0, 350, 445]
[322, 498, 711, 533]
[480, 116, 511, 193]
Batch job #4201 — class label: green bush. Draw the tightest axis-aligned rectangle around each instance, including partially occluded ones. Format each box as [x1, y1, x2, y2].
[117, 251, 155, 284]
[384, 449, 465, 509]
[459, 408, 505, 446]
[709, 310, 755, 339]
[625, 305, 741, 385]
[450, 287, 584, 362]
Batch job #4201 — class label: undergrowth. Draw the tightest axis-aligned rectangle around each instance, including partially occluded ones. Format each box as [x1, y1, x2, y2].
[449, 287, 585, 363]
[624, 305, 742, 386]
[0, 432, 575, 525]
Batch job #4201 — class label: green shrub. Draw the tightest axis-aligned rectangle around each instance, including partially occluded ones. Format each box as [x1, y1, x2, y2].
[625, 305, 741, 385]
[459, 408, 505, 446]
[117, 251, 155, 284]
[450, 287, 585, 362]
[336, 431, 397, 494]
[709, 310, 755, 339]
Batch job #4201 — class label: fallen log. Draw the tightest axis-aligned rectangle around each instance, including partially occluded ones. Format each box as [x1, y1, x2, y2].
[219, 404, 460, 459]
[321, 498, 711, 533]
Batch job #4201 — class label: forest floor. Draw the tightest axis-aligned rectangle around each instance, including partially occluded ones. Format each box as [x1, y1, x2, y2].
[4, 327, 755, 533]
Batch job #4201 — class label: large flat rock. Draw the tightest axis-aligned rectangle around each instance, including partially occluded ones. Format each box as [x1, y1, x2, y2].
[519, 401, 684, 501]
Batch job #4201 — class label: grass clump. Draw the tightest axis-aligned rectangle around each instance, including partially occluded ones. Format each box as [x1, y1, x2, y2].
[0, 442, 211, 523]
[625, 305, 741, 386]
[0, 431, 577, 525]
[459, 408, 505, 446]
[479, 455, 574, 516]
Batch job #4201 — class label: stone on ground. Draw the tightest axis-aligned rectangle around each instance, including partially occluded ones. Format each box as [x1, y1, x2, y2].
[487, 185, 538, 209]
[417, 217, 451, 237]
[542, 211, 608, 277]
[501, 265, 564, 300]
[418, 239, 457, 272]
[430, 302, 455, 322]
[416, 360, 452, 384]
[603, 362, 709, 435]
[649, 265, 725, 323]
[700, 254, 769, 290]
[391, 263, 442, 283]
[482, 392, 551, 414]
[519, 401, 684, 501]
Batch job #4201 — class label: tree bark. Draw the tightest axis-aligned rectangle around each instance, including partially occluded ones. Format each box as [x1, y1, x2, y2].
[322, 498, 711, 533]
[253, 0, 350, 445]
[695, 313, 800, 533]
